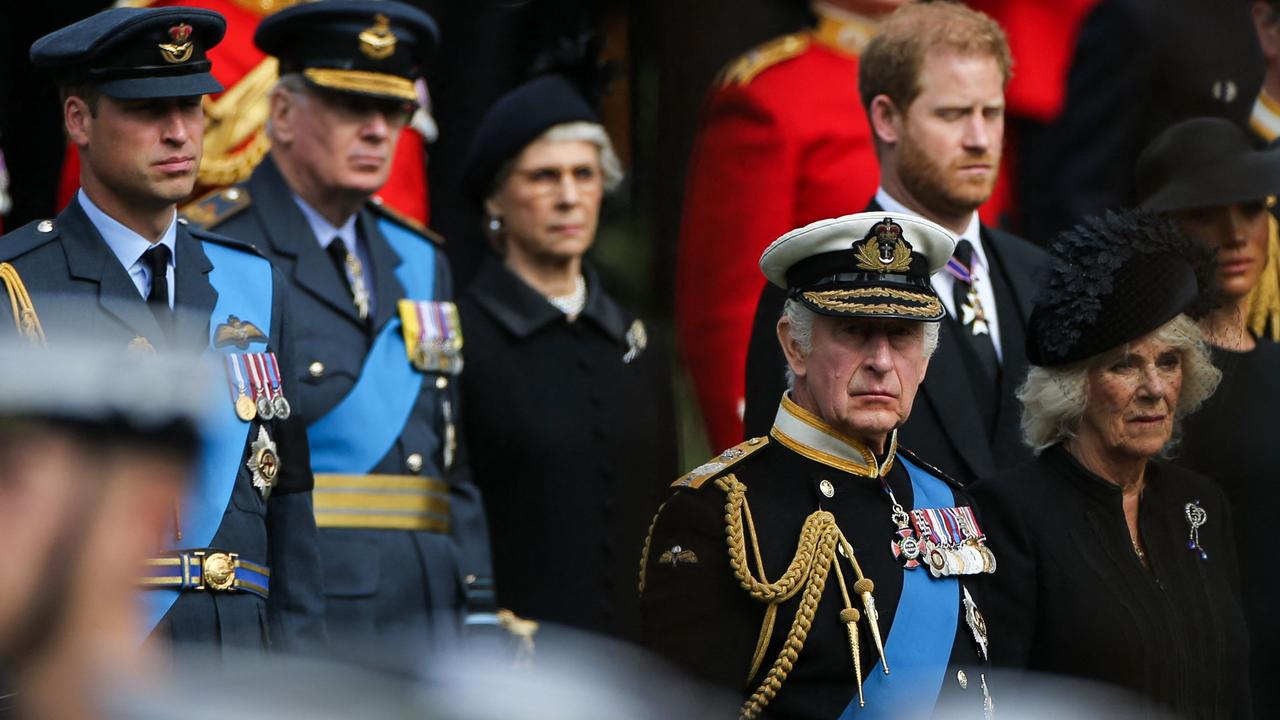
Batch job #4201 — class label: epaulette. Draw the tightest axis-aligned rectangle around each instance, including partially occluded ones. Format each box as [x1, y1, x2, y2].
[180, 186, 252, 230]
[897, 444, 967, 491]
[717, 33, 810, 88]
[0, 219, 61, 261]
[672, 436, 770, 490]
[368, 197, 445, 246]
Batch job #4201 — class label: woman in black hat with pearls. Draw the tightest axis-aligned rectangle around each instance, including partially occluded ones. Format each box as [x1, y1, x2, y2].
[454, 70, 677, 642]
[971, 209, 1252, 718]
[1138, 116, 1280, 717]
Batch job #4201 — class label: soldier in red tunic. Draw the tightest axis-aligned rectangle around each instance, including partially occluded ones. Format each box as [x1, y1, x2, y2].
[675, 1, 903, 450]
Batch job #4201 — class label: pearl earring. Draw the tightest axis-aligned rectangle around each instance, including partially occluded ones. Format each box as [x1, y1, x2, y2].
[488, 216, 503, 233]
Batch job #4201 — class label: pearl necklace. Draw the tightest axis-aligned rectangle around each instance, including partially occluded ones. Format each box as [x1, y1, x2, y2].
[546, 274, 587, 318]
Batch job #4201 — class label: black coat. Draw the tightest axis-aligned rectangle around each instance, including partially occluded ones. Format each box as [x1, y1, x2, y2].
[202, 155, 495, 658]
[457, 256, 678, 641]
[0, 199, 324, 651]
[743, 200, 1048, 485]
[640, 421, 994, 720]
[1175, 340, 1280, 718]
[1020, 0, 1263, 243]
[972, 445, 1252, 719]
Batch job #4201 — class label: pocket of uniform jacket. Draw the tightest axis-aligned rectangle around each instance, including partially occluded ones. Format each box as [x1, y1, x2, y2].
[318, 533, 380, 598]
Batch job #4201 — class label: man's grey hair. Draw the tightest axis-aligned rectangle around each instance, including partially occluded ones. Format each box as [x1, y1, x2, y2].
[781, 298, 941, 389]
[265, 73, 311, 140]
[1018, 313, 1222, 454]
[487, 121, 624, 200]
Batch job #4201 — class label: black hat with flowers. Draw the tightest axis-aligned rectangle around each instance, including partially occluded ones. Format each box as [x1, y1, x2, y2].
[1026, 209, 1219, 367]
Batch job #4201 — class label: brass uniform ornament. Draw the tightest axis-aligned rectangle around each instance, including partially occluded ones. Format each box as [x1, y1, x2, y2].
[658, 545, 699, 567]
[359, 14, 397, 60]
[247, 426, 280, 499]
[854, 218, 913, 273]
[962, 585, 989, 661]
[159, 22, 194, 64]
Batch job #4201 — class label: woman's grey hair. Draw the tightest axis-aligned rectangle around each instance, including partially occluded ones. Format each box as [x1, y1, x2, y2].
[1018, 313, 1222, 454]
[781, 298, 941, 389]
[487, 120, 624, 201]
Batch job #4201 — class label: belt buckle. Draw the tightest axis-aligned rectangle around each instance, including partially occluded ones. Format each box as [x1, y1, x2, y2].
[195, 550, 238, 591]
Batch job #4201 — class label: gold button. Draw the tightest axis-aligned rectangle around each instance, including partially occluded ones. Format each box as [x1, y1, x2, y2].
[819, 479, 834, 498]
[406, 452, 424, 473]
[957, 669, 968, 689]
[308, 361, 325, 377]
[435, 376, 448, 390]
[37, 220, 53, 233]
[202, 552, 236, 591]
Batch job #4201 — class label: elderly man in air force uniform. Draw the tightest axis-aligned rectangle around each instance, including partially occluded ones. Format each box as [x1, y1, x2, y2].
[641, 212, 998, 720]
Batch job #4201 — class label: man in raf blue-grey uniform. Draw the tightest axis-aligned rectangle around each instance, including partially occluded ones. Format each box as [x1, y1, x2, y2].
[641, 212, 998, 719]
[185, 0, 497, 662]
[0, 6, 325, 651]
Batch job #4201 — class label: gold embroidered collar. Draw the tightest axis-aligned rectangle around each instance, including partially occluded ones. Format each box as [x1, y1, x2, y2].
[1251, 90, 1280, 144]
[770, 394, 897, 477]
[812, 2, 878, 56]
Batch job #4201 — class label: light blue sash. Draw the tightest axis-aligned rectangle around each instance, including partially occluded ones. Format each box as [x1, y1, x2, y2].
[839, 455, 960, 719]
[140, 241, 273, 638]
[307, 219, 435, 474]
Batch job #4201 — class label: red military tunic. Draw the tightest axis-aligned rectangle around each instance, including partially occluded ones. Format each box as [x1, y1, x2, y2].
[675, 11, 880, 450]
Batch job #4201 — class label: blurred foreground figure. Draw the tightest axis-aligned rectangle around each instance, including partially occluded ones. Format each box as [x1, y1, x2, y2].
[0, 338, 209, 720]
[0, 5, 323, 651]
[643, 213, 998, 719]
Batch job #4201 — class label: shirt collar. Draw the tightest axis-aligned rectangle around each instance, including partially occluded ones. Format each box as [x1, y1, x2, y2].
[292, 193, 358, 250]
[466, 255, 630, 342]
[874, 186, 987, 270]
[77, 189, 177, 272]
[770, 393, 897, 478]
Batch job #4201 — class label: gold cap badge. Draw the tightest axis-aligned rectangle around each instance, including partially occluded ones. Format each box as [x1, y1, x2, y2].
[159, 23, 194, 64]
[358, 14, 397, 60]
[854, 217, 913, 273]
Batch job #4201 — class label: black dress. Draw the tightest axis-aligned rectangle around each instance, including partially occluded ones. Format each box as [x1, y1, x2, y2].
[1176, 339, 1280, 717]
[972, 445, 1251, 719]
[457, 256, 678, 642]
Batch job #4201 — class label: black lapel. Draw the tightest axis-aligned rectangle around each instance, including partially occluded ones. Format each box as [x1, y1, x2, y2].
[58, 201, 167, 346]
[173, 226, 218, 352]
[918, 319, 996, 477]
[359, 208, 405, 332]
[248, 156, 360, 323]
[980, 226, 1038, 324]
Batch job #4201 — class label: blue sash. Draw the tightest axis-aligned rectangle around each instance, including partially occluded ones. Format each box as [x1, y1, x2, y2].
[307, 219, 435, 474]
[140, 241, 273, 638]
[839, 455, 960, 719]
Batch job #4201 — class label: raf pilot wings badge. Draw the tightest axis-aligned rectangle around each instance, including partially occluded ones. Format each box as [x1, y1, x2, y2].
[214, 315, 268, 349]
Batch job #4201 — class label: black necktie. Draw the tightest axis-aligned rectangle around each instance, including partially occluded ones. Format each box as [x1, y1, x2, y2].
[143, 244, 172, 333]
[326, 237, 371, 322]
[952, 238, 998, 438]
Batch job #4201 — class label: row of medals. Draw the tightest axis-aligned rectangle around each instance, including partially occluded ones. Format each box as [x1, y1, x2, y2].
[231, 353, 292, 422]
[891, 507, 997, 577]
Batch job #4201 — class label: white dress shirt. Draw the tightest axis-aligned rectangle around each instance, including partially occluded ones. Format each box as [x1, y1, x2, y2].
[78, 189, 176, 308]
[292, 193, 376, 309]
[874, 187, 1003, 362]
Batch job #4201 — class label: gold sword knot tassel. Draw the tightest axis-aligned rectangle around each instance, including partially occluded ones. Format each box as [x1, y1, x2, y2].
[839, 607, 865, 707]
[853, 577, 889, 674]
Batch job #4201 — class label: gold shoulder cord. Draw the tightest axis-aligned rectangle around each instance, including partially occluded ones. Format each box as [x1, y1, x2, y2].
[0, 263, 46, 347]
[1246, 207, 1280, 341]
[718, 475, 886, 720]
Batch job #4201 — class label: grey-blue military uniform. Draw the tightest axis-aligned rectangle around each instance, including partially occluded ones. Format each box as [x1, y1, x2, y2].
[0, 200, 326, 651]
[191, 153, 496, 661]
